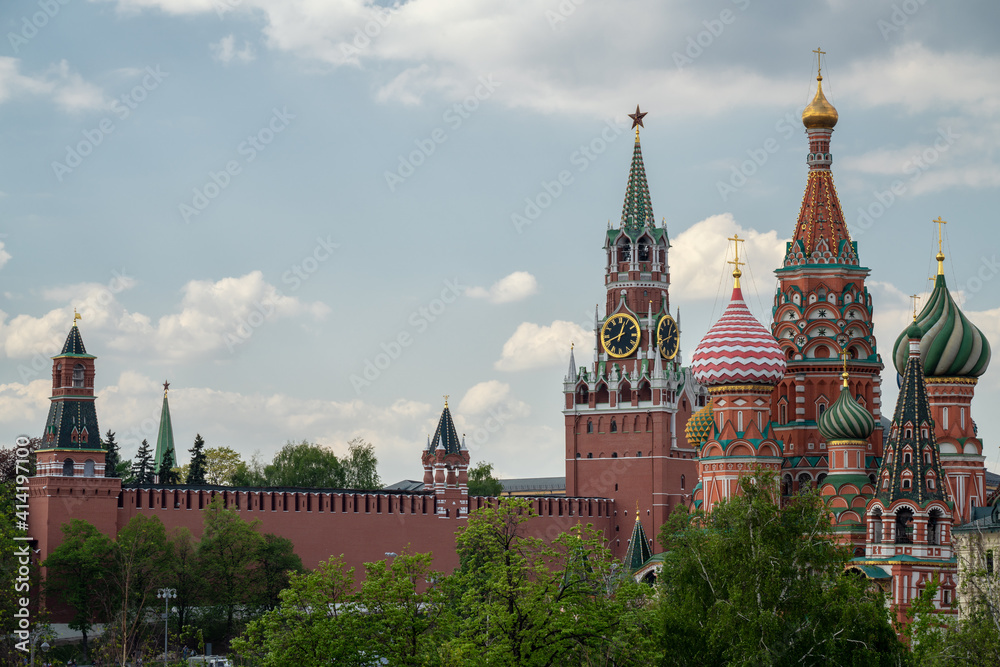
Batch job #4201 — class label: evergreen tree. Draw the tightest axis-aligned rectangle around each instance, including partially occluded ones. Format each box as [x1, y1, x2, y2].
[131, 440, 154, 485]
[187, 434, 208, 486]
[103, 430, 120, 478]
[158, 448, 179, 485]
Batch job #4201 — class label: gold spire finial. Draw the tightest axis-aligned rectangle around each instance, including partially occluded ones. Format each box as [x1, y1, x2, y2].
[727, 234, 745, 288]
[635, 500, 640, 518]
[443, 394, 449, 408]
[812, 47, 826, 79]
[933, 216, 947, 275]
[163, 380, 170, 395]
[629, 105, 647, 143]
[910, 294, 920, 320]
[841, 350, 849, 388]
[73, 308, 82, 326]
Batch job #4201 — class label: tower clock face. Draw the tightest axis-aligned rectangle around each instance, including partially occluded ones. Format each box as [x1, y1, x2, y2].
[657, 315, 679, 359]
[601, 313, 640, 358]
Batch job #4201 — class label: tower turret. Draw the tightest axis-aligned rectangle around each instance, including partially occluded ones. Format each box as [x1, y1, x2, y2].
[421, 397, 470, 519]
[154, 380, 176, 484]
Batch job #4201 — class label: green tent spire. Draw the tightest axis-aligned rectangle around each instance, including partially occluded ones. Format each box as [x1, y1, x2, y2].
[623, 512, 652, 571]
[154, 380, 176, 478]
[620, 112, 655, 232]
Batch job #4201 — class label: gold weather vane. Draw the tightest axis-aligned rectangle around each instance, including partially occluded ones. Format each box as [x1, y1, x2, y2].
[727, 234, 745, 288]
[628, 105, 647, 141]
[813, 47, 826, 77]
[933, 216, 947, 275]
[73, 308, 82, 326]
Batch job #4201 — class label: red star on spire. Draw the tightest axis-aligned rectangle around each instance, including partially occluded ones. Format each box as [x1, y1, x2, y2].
[628, 105, 647, 129]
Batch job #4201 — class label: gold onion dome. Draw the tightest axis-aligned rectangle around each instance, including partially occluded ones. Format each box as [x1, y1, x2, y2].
[818, 373, 876, 443]
[802, 75, 838, 130]
[685, 402, 714, 448]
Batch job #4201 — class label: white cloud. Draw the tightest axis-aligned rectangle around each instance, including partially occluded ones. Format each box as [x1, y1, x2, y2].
[466, 271, 538, 304]
[494, 320, 589, 371]
[0, 272, 329, 362]
[211, 34, 256, 64]
[0, 242, 10, 270]
[669, 214, 787, 301]
[457, 380, 529, 417]
[0, 58, 108, 112]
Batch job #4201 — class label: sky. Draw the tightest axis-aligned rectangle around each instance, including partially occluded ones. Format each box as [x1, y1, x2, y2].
[1, 0, 999, 485]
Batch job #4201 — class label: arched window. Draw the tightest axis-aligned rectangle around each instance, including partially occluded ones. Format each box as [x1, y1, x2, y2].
[587, 452, 593, 459]
[895, 508, 914, 544]
[611, 452, 618, 458]
[586, 420, 593, 434]
[928, 509, 941, 545]
[610, 419, 617, 433]
[872, 508, 883, 542]
[797, 473, 811, 493]
[904, 452, 911, 464]
[737, 411, 743, 432]
[72, 364, 85, 388]
[63, 459, 75, 476]
[680, 474, 685, 490]
[84, 459, 95, 477]
[902, 479, 911, 489]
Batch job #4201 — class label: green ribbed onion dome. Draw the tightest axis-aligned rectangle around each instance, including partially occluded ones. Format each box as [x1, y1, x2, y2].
[892, 273, 991, 378]
[818, 376, 876, 443]
[685, 402, 714, 448]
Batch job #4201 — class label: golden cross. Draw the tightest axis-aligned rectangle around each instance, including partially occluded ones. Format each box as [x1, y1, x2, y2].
[443, 394, 449, 407]
[73, 308, 82, 326]
[933, 216, 947, 253]
[727, 234, 745, 287]
[813, 47, 826, 77]
[910, 294, 920, 320]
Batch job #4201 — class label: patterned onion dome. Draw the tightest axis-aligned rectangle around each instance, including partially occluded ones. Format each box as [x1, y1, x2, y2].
[691, 285, 787, 386]
[818, 375, 876, 443]
[892, 273, 991, 378]
[684, 402, 714, 448]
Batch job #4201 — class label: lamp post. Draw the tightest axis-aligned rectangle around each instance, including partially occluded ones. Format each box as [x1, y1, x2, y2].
[28, 633, 49, 667]
[157, 588, 177, 666]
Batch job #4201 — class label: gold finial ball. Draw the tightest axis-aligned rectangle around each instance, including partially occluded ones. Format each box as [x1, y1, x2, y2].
[802, 76, 839, 130]
[936, 251, 945, 262]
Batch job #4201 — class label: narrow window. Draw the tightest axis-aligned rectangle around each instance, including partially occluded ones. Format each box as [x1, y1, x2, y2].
[987, 550, 994, 574]
[680, 474, 685, 490]
[961, 407, 966, 429]
[610, 419, 617, 433]
[586, 420, 593, 434]
[72, 364, 85, 388]
[63, 459, 74, 476]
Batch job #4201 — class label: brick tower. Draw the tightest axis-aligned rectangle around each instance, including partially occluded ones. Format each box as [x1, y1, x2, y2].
[690, 246, 787, 509]
[890, 223, 991, 525]
[770, 53, 884, 500]
[564, 108, 704, 556]
[421, 398, 470, 519]
[863, 322, 957, 620]
[29, 317, 121, 560]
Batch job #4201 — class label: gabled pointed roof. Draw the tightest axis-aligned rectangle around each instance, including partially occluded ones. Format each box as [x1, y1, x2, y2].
[875, 327, 948, 507]
[623, 515, 652, 571]
[57, 324, 95, 358]
[154, 383, 176, 472]
[429, 402, 462, 455]
[620, 134, 654, 232]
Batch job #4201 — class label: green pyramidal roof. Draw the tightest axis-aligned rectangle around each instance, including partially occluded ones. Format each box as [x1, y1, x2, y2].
[57, 324, 95, 358]
[623, 516, 652, 571]
[154, 388, 176, 472]
[620, 135, 654, 231]
[428, 404, 463, 455]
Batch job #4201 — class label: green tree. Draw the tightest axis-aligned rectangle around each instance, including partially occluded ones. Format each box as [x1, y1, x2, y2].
[158, 447, 180, 485]
[187, 434, 208, 485]
[263, 440, 345, 488]
[232, 557, 364, 667]
[204, 446, 244, 485]
[43, 520, 114, 661]
[166, 527, 202, 629]
[655, 471, 906, 666]
[343, 438, 382, 489]
[131, 439, 154, 485]
[254, 533, 304, 610]
[103, 430, 121, 478]
[230, 450, 268, 487]
[197, 496, 264, 633]
[466, 461, 503, 496]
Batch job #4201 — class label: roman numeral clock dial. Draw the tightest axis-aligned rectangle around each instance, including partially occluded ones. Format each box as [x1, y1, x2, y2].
[657, 314, 679, 359]
[601, 313, 640, 358]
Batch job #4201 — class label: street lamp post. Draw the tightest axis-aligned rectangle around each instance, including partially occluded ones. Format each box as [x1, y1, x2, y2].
[157, 588, 177, 667]
[28, 633, 49, 667]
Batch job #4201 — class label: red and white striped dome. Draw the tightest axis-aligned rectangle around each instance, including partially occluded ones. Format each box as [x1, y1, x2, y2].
[691, 285, 786, 386]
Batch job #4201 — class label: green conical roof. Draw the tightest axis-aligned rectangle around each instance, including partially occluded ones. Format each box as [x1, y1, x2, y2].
[620, 135, 654, 231]
[57, 324, 95, 358]
[818, 379, 875, 443]
[623, 515, 652, 571]
[892, 272, 991, 378]
[428, 402, 463, 455]
[154, 384, 175, 473]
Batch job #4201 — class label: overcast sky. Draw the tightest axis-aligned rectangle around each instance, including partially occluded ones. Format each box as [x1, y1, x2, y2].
[1, 0, 999, 485]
